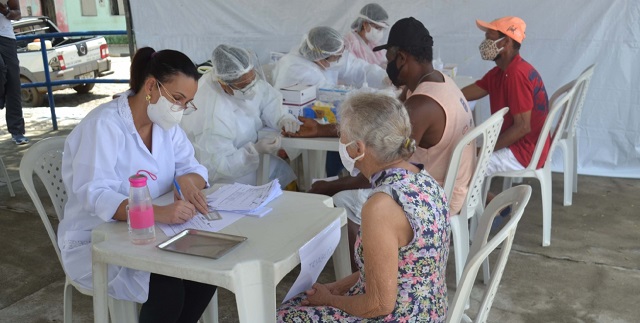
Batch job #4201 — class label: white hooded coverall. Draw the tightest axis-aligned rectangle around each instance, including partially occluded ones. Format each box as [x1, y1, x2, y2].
[180, 72, 296, 186]
[272, 50, 388, 90]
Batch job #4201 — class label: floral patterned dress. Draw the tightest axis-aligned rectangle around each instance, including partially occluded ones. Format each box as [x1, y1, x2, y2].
[278, 165, 450, 322]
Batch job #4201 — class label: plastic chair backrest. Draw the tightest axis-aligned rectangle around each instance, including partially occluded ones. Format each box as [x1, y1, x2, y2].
[443, 107, 508, 218]
[19, 136, 67, 264]
[560, 64, 596, 140]
[524, 84, 576, 171]
[447, 185, 532, 323]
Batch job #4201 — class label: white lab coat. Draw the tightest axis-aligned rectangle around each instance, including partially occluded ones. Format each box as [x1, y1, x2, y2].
[272, 50, 388, 90]
[180, 73, 296, 186]
[58, 93, 208, 303]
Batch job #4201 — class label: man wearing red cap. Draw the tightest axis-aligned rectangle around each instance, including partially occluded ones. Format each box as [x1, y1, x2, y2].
[463, 16, 550, 176]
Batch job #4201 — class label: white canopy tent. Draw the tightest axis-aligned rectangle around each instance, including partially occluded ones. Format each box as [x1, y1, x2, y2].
[127, 0, 640, 179]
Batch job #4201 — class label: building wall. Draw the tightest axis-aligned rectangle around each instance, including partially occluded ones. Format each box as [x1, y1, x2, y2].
[18, 0, 126, 32]
[64, 0, 125, 32]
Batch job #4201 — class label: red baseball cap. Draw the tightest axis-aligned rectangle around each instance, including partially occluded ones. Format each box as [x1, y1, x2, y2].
[476, 16, 526, 44]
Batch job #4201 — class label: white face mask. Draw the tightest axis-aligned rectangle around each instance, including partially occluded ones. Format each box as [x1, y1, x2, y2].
[338, 140, 364, 177]
[147, 84, 183, 130]
[479, 37, 505, 61]
[230, 78, 258, 101]
[365, 26, 384, 44]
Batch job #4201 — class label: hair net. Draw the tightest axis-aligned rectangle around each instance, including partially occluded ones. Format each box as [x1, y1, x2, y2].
[298, 26, 345, 61]
[350, 3, 389, 31]
[212, 44, 254, 82]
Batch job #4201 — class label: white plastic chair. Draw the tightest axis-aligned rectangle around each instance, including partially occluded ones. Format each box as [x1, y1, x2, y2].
[553, 64, 596, 206]
[447, 185, 532, 323]
[1, 156, 15, 197]
[19, 137, 139, 322]
[443, 107, 508, 286]
[20, 136, 220, 323]
[484, 83, 576, 247]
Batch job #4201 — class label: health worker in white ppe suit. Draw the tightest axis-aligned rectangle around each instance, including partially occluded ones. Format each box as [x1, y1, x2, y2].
[344, 3, 390, 66]
[273, 26, 389, 90]
[181, 44, 299, 187]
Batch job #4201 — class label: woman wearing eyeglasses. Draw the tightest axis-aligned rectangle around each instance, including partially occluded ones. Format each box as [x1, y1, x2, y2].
[58, 47, 216, 323]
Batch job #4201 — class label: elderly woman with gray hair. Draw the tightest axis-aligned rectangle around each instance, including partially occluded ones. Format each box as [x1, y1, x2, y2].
[277, 92, 450, 322]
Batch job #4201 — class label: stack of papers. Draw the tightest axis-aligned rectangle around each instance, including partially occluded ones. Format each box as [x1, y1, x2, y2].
[156, 180, 283, 237]
[207, 180, 283, 218]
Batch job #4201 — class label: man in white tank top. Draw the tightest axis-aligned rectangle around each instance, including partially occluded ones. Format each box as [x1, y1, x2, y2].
[0, 0, 28, 145]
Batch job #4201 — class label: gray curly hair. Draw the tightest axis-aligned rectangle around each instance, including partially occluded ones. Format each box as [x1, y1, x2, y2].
[339, 92, 416, 164]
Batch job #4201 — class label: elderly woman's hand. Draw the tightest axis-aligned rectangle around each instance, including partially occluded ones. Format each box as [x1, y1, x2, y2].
[176, 174, 208, 215]
[301, 283, 334, 306]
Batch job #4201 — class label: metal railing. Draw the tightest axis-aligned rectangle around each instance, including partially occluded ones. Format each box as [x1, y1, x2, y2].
[16, 30, 129, 130]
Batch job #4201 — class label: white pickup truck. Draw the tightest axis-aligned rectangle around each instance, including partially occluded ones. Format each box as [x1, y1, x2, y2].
[13, 16, 113, 106]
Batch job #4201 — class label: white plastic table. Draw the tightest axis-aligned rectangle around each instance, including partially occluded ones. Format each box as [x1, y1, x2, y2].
[259, 77, 477, 190]
[91, 186, 350, 323]
[258, 136, 339, 190]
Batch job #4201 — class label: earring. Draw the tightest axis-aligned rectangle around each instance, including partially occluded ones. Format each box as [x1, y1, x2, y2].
[145, 94, 151, 102]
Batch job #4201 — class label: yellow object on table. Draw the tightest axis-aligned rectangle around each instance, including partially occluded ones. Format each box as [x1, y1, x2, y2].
[311, 101, 338, 124]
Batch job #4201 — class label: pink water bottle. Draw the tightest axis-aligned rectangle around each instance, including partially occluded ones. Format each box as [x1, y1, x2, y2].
[127, 170, 156, 244]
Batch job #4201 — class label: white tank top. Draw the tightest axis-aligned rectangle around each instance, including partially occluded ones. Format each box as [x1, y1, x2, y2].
[0, 15, 15, 39]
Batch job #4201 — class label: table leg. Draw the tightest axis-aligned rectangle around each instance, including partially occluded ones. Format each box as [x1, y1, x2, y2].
[332, 223, 351, 280]
[234, 261, 277, 323]
[92, 259, 109, 323]
[304, 150, 328, 191]
[257, 154, 270, 185]
[301, 150, 310, 190]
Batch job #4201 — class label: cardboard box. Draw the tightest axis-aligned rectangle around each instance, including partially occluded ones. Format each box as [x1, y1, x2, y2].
[284, 101, 315, 117]
[280, 84, 317, 105]
[317, 87, 350, 108]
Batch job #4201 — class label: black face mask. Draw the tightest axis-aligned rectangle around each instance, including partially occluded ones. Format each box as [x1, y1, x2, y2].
[386, 55, 405, 87]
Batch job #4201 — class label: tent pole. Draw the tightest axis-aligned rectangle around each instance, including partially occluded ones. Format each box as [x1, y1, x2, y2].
[123, 0, 136, 58]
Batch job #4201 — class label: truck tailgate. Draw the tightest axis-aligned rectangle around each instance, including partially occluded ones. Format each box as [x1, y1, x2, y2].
[57, 37, 107, 68]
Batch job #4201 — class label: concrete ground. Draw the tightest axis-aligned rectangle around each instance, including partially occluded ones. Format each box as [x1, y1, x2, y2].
[1, 52, 639, 322]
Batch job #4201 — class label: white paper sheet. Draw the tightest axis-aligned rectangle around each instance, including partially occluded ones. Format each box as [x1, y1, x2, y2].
[208, 180, 282, 212]
[156, 211, 244, 237]
[283, 218, 341, 303]
[311, 176, 339, 185]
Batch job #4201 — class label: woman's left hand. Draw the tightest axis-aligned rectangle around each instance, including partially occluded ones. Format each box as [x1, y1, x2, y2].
[301, 283, 333, 306]
[176, 175, 209, 215]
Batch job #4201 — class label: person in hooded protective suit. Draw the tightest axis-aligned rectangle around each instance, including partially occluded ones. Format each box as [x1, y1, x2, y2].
[180, 44, 299, 187]
[272, 26, 389, 90]
[344, 3, 390, 66]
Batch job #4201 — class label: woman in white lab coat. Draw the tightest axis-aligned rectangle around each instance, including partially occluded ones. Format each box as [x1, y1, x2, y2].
[344, 3, 389, 66]
[59, 47, 216, 323]
[272, 26, 389, 90]
[181, 44, 299, 187]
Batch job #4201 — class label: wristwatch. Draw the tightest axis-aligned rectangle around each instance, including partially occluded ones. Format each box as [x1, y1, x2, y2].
[4, 9, 10, 18]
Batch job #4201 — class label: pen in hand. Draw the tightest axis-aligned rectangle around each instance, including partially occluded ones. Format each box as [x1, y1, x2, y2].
[174, 178, 220, 221]
[173, 178, 186, 201]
